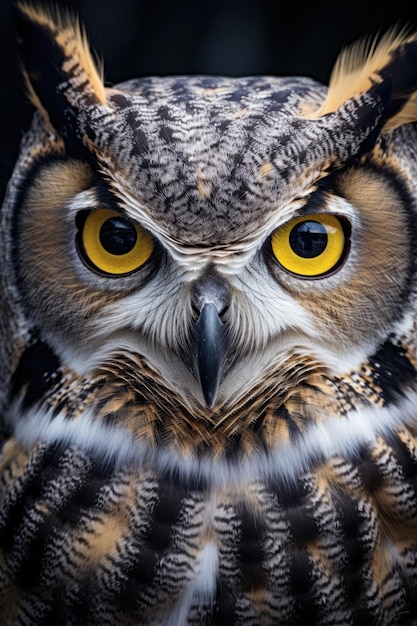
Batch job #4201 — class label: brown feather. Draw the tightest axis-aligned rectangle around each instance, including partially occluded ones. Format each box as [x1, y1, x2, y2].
[307, 26, 417, 131]
[16, 2, 106, 110]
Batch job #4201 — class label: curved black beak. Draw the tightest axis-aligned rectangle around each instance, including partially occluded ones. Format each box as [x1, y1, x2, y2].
[194, 302, 227, 409]
[191, 273, 230, 409]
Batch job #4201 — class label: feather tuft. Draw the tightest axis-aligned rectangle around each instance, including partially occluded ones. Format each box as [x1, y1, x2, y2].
[14, 1, 106, 110]
[307, 25, 417, 131]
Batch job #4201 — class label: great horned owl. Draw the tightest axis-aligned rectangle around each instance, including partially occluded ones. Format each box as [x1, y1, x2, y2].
[2, 3, 417, 625]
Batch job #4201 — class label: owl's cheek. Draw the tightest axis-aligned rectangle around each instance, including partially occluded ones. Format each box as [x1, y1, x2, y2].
[15, 233, 113, 342]
[295, 256, 411, 350]
[11, 160, 155, 343]
[284, 167, 415, 349]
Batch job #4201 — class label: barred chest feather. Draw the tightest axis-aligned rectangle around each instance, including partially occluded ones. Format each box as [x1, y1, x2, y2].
[2, 420, 417, 625]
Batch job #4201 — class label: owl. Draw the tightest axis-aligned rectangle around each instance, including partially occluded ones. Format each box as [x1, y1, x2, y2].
[3, 2, 417, 625]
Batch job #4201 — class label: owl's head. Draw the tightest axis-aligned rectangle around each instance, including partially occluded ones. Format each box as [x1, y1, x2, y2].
[2, 3, 417, 463]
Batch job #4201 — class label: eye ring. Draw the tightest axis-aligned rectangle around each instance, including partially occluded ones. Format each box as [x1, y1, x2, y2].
[270, 213, 350, 278]
[77, 209, 154, 276]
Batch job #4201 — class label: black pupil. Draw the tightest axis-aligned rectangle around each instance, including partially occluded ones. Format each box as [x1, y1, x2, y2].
[99, 217, 137, 255]
[289, 221, 327, 258]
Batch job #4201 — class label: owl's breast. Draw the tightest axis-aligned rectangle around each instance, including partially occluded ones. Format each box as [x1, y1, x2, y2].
[1, 418, 417, 625]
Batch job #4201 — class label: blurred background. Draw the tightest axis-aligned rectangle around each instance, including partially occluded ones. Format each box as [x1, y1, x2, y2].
[2, 0, 417, 184]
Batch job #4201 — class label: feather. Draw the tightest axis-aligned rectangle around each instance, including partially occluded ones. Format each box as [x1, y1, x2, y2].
[308, 26, 417, 131]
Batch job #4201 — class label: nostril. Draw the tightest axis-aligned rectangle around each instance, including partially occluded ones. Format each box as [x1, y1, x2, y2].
[218, 304, 229, 322]
[191, 303, 200, 322]
[191, 272, 231, 321]
[191, 302, 228, 323]
[191, 302, 228, 326]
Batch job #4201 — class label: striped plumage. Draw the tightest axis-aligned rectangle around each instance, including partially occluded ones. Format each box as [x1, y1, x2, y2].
[3, 426, 417, 625]
[2, 3, 417, 624]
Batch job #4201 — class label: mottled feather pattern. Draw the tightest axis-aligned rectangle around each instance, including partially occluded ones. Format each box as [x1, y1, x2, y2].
[3, 2, 417, 625]
[2, 428, 417, 624]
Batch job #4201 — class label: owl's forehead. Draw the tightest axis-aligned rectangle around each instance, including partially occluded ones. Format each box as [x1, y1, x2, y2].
[89, 75, 327, 246]
[112, 74, 323, 117]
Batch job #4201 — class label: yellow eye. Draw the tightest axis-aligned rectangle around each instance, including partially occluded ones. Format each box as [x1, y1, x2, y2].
[271, 213, 348, 278]
[79, 209, 154, 276]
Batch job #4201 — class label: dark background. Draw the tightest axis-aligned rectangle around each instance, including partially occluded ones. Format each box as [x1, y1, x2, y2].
[2, 0, 417, 180]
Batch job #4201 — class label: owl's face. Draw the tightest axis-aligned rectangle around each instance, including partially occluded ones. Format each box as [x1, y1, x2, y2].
[3, 6, 417, 460]
[16, 125, 413, 408]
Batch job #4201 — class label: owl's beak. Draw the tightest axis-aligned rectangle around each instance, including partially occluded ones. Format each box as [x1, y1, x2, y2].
[193, 302, 227, 409]
[191, 274, 229, 409]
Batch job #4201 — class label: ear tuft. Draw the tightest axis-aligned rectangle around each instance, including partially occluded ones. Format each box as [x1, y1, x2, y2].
[13, 2, 106, 135]
[306, 25, 417, 132]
